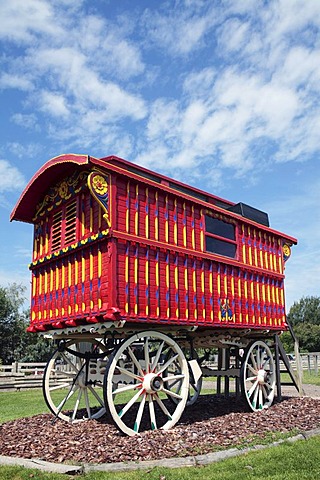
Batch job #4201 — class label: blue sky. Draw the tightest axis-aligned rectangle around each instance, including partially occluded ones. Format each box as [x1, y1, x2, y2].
[0, 0, 319, 310]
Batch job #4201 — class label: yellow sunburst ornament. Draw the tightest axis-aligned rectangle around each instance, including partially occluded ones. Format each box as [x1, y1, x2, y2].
[92, 175, 108, 195]
[88, 172, 111, 229]
[283, 243, 291, 262]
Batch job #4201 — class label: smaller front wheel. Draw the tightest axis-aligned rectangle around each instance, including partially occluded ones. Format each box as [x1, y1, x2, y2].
[43, 339, 107, 422]
[241, 340, 276, 411]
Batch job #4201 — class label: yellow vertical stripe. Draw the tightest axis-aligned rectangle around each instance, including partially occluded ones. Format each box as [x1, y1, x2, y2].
[165, 195, 169, 243]
[145, 188, 149, 239]
[135, 184, 139, 236]
[242, 225, 246, 264]
[200, 209, 204, 252]
[183, 202, 187, 247]
[145, 252, 149, 316]
[191, 206, 195, 249]
[155, 191, 159, 241]
[253, 230, 258, 266]
[201, 267, 205, 319]
[126, 181, 130, 233]
[134, 256, 138, 315]
[61, 263, 65, 289]
[184, 261, 189, 319]
[174, 198, 178, 245]
[209, 266, 213, 321]
[125, 251, 129, 314]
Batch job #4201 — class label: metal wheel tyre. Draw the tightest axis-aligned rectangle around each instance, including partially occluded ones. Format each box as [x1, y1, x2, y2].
[104, 331, 189, 436]
[43, 339, 107, 423]
[241, 340, 276, 411]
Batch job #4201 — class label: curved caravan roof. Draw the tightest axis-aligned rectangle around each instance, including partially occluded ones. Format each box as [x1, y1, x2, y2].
[10, 152, 234, 224]
[10, 153, 297, 245]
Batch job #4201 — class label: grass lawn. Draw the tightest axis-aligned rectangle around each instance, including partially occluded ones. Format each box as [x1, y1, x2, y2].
[0, 434, 319, 479]
[0, 372, 319, 478]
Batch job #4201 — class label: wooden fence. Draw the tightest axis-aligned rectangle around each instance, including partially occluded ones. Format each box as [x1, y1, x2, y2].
[0, 362, 47, 390]
[0, 353, 319, 391]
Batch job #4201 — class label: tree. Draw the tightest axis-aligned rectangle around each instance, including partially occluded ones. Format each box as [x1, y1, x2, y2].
[287, 296, 320, 327]
[0, 284, 53, 364]
[285, 296, 320, 352]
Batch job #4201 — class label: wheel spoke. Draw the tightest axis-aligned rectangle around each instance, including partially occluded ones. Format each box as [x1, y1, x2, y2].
[256, 346, 261, 368]
[150, 341, 165, 372]
[262, 357, 270, 369]
[248, 378, 259, 398]
[72, 388, 82, 421]
[250, 351, 258, 371]
[84, 389, 91, 419]
[252, 382, 259, 407]
[148, 395, 157, 430]
[87, 384, 105, 407]
[162, 387, 183, 400]
[57, 384, 78, 411]
[162, 374, 185, 383]
[258, 387, 263, 409]
[113, 383, 142, 394]
[60, 352, 81, 373]
[115, 365, 142, 382]
[49, 382, 73, 391]
[127, 346, 144, 376]
[144, 337, 150, 373]
[157, 353, 179, 374]
[247, 364, 257, 375]
[245, 375, 257, 383]
[134, 394, 146, 433]
[118, 389, 142, 418]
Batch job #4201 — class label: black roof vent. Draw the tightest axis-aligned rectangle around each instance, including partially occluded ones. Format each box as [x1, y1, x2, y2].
[227, 202, 269, 227]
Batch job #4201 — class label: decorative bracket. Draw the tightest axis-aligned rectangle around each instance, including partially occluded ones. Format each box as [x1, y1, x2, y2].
[87, 172, 111, 230]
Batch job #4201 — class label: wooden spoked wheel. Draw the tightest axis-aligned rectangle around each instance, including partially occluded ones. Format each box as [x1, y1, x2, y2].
[241, 340, 276, 411]
[43, 339, 107, 423]
[104, 331, 189, 436]
[166, 348, 202, 406]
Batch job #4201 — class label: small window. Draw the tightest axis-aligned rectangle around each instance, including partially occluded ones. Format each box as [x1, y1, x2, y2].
[205, 215, 237, 258]
[206, 216, 235, 240]
[50, 199, 77, 252]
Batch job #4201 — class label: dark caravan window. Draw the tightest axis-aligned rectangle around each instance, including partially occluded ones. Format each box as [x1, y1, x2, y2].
[205, 215, 236, 258]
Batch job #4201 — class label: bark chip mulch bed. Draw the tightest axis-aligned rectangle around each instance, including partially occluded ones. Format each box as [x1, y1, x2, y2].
[0, 395, 319, 465]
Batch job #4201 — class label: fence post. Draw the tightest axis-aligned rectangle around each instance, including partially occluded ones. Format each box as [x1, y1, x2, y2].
[12, 361, 18, 374]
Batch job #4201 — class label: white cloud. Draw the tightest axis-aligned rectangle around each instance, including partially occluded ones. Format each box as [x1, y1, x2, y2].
[0, 0, 63, 43]
[0, 160, 25, 192]
[0, 73, 33, 91]
[11, 113, 40, 130]
[40, 91, 70, 117]
[217, 18, 251, 53]
[141, 3, 219, 55]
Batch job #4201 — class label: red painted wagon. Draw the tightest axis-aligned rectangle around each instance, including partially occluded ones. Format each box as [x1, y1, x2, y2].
[11, 153, 297, 435]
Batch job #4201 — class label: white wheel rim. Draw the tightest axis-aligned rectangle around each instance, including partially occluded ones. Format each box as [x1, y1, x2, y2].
[43, 339, 107, 423]
[241, 341, 276, 411]
[104, 331, 189, 436]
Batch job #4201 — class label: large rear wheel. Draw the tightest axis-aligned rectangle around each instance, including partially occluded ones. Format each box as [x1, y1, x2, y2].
[104, 331, 189, 435]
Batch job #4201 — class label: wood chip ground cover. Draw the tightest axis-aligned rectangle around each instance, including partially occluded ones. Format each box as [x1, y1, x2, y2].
[0, 395, 319, 465]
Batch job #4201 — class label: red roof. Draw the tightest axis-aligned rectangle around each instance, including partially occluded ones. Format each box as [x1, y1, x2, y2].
[10, 154, 91, 223]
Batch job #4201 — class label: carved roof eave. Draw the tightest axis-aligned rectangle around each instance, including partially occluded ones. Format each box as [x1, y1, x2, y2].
[10, 154, 95, 224]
